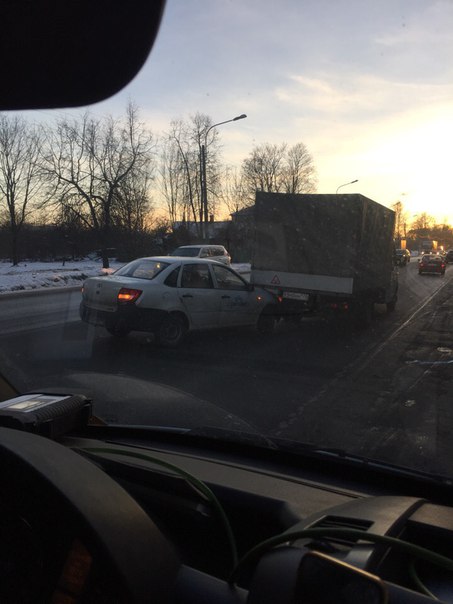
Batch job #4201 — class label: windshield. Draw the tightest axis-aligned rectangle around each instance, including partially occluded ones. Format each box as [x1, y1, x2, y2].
[2, 0, 453, 484]
[170, 248, 200, 257]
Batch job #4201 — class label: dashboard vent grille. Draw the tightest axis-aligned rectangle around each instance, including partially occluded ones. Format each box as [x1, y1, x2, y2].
[310, 516, 373, 550]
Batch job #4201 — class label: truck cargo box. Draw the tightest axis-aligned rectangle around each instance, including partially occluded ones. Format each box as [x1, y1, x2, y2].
[251, 192, 395, 296]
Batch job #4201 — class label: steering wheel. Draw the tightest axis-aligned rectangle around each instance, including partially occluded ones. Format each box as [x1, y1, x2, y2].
[0, 427, 180, 603]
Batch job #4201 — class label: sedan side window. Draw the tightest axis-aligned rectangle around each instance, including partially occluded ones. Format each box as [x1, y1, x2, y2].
[212, 265, 247, 290]
[164, 266, 180, 287]
[181, 264, 214, 289]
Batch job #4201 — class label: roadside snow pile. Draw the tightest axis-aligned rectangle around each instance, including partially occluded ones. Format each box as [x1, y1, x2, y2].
[0, 260, 123, 294]
[0, 260, 251, 294]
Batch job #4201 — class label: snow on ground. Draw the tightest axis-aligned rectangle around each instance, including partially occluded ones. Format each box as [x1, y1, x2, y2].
[0, 259, 251, 294]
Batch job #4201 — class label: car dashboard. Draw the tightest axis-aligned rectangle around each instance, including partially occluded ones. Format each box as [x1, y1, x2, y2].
[2, 420, 453, 603]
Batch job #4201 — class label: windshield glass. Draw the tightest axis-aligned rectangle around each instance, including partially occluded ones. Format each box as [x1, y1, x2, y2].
[1, 0, 453, 483]
[170, 248, 200, 257]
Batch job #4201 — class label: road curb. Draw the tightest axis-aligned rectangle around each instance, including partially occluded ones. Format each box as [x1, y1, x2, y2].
[0, 285, 82, 299]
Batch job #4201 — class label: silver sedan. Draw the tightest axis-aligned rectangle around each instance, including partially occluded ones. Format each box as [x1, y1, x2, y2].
[80, 257, 278, 346]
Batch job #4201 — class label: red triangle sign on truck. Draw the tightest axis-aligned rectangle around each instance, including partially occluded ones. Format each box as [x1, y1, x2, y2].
[270, 274, 281, 285]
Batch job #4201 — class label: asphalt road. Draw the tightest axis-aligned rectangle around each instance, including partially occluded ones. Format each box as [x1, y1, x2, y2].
[1, 258, 452, 474]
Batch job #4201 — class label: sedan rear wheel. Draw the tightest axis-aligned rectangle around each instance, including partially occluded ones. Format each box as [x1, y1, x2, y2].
[105, 321, 130, 338]
[156, 315, 186, 348]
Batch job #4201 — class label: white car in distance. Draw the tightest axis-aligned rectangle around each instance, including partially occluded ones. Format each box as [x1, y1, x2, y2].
[80, 257, 277, 346]
[169, 244, 231, 265]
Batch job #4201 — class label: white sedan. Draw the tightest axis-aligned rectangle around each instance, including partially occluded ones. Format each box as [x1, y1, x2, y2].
[79, 257, 278, 346]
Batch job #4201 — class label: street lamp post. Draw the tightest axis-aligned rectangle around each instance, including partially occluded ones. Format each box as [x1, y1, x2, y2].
[336, 179, 358, 194]
[200, 113, 247, 239]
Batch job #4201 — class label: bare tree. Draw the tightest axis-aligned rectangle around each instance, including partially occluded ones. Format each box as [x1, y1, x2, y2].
[160, 119, 199, 229]
[0, 114, 44, 265]
[411, 212, 435, 231]
[392, 200, 409, 240]
[241, 143, 286, 196]
[191, 112, 222, 223]
[220, 167, 251, 216]
[159, 113, 222, 234]
[43, 112, 106, 238]
[94, 104, 155, 252]
[241, 142, 317, 200]
[160, 136, 183, 225]
[112, 169, 153, 233]
[281, 142, 317, 194]
[43, 103, 155, 267]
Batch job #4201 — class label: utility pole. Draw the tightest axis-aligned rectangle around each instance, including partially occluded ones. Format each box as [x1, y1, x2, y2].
[200, 114, 247, 240]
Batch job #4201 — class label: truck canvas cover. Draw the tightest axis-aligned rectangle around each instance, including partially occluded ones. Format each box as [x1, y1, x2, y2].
[252, 192, 395, 296]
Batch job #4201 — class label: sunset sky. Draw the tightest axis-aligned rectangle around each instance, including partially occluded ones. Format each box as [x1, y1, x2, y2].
[32, 0, 453, 223]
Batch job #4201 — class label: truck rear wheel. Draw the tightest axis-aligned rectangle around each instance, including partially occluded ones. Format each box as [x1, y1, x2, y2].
[353, 299, 374, 329]
[284, 314, 303, 325]
[257, 309, 277, 334]
[387, 294, 397, 312]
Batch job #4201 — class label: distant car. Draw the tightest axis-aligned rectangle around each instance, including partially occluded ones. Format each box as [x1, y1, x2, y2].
[169, 244, 231, 265]
[394, 248, 411, 266]
[80, 256, 277, 346]
[418, 254, 446, 276]
[446, 250, 453, 263]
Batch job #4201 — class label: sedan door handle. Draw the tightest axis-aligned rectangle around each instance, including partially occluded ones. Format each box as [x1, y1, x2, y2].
[221, 295, 231, 299]
[181, 294, 193, 298]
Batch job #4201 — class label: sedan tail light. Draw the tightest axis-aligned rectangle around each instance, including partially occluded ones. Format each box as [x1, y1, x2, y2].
[117, 288, 142, 303]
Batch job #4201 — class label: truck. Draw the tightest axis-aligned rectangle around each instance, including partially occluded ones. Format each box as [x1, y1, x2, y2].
[421, 239, 437, 253]
[250, 192, 398, 326]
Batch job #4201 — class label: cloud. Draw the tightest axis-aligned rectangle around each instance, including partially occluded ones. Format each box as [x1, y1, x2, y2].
[275, 72, 453, 119]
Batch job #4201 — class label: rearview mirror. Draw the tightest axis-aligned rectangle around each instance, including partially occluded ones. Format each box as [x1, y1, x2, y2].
[0, 0, 165, 109]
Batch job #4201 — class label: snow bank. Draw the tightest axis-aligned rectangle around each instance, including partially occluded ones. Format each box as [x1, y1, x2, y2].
[0, 259, 251, 294]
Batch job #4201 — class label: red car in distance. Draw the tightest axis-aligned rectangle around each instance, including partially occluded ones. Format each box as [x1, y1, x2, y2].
[418, 254, 446, 276]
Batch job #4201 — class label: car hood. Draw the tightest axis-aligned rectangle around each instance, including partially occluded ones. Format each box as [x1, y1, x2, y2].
[35, 371, 260, 433]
